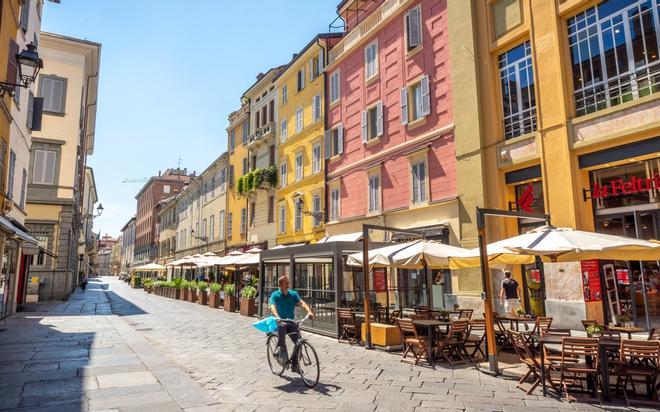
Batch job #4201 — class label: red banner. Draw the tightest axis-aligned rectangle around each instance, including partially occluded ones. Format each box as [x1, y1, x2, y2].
[581, 259, 602, 302]
[373, 269, 386, 293]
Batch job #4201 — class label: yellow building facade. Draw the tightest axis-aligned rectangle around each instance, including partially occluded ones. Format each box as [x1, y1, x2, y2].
[451, 0, 660, 327]
[274, 35, 341, 245]
[225, 103, 250, 250]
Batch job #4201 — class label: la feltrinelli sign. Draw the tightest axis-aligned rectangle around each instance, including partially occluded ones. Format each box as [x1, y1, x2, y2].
[591, 173, 659, 199]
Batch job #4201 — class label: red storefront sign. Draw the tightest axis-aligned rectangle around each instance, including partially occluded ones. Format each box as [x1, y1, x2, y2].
[592, 174, 659, 199]
[581, 260, 602, 302]
[373, 269, 386, 293]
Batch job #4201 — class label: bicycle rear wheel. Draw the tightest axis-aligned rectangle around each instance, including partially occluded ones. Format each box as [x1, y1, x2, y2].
[266, 334, 285, 376]
[296, 340, 320, 388]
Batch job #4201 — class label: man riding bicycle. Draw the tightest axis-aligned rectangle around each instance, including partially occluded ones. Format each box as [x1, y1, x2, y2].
[269, 276, 314, 372]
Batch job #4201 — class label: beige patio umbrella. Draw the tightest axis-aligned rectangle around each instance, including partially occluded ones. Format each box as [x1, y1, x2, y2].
[500, 225, 660, 262]
[215, 250, 245, 266]
[203, 251, 217, 257]
[346, 240, 469, 269]
[449, 239, 537, 269]
[131, 262, 166, 272]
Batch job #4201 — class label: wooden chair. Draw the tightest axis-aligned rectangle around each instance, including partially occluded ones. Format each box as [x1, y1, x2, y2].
[532, 317, 553, 335]
[435, 320, 470, 366]
[648, 328, 660, 341]
[558, 337, 600, 400]
[615, 339, 660, 404]
[337, 308, 359, 345]
[396, 318, 429, 365]
[494, 315, 512, 353]
[464, 319, 487, 360]
[458, 309, 473, 320]
[412, 312, 432, 320]
[508, 330, 557, 394]
[385, 309, 401, 325]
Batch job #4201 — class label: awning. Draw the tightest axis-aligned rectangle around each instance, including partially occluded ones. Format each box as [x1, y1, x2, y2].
[0, 215, 39, 245]
[317, 232, 363, 243]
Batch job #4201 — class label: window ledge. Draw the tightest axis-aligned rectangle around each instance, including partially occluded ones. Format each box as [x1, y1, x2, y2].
[329, 154, 342, 164]
[365, 73, 379, 86]
[409, 201, 429, 210]
[365, 136, 381, 147]
[406, 44, 423, 59]
[329, 100, 341, 110]
[366, 211, 382, 217]
[407, 116, 427, 130]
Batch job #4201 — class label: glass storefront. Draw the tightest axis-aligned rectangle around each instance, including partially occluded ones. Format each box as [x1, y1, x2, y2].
[590, 159, 660, 328]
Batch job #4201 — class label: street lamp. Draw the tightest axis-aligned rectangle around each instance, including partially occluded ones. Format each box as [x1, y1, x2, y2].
[0, 43, 43, 97]
[294, 194, 325, 221]
[96, 203, 104, 217]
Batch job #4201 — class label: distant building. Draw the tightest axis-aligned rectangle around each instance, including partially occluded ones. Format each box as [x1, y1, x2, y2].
[119, 216, 136, 274]
[133, 168, 194, 265]
[155, 196, 177, 265]
[96, 234, 117, 276]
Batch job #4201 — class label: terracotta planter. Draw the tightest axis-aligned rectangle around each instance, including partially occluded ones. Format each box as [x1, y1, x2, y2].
[208, 293, 220, 309]
[173, 289, 181, 300]
[240, 297, 255, 317]
[198, 290, 208, 305]
[224, 295, 236, 312]
[188, 289, 197, 303]
[181, 288, 189, 301]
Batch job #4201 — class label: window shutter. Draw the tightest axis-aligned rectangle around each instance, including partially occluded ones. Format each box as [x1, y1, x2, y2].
[6, 40, 18, 85]
[51, 79, 64, 113]
[324, 130, 331, 159]
[318, 52, 324, 73]
[361, 110, 367, 143]
[337, 124, 344, 154]
[44, 150, 56, 185]
[400, 87, 409, 125]
[33, 150, 44, 184]
[309, 59, 314, 79]
[20, 0, 30, 31]
[27, 92, 34, 129]
[302, 67, 305, 88]
[412, 164, 419, 204]
[7, 151, 15, 198]
[376, 101, 384, 136]
[20, 169, 27, 208]
[420, 75, 430, 116]
[31, 97, 43, 131]
[407, 8, 421, 49]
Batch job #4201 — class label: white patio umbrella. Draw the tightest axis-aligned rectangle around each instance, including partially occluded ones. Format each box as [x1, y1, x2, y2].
[215, 250, 245, 266]
[131, 262, 166, 272]
[203, 251, 217, 257]
[346, 240, 469, 269]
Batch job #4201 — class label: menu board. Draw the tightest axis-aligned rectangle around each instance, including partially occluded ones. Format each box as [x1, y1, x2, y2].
[581, 260, 602, 302]
[616, 269, 630, 285]
[373, 269, 386, 292]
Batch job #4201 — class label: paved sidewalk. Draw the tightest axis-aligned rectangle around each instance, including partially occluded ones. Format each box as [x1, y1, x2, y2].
[0, 279, 215, 411]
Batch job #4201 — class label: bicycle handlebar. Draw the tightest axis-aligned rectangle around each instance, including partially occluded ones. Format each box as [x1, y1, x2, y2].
[278, 314, 311, 327]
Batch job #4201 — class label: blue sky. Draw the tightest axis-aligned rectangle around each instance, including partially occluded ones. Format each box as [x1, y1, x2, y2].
[41, 0, 340, 237]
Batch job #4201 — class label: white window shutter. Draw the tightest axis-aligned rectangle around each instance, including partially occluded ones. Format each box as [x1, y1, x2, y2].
[324, 130, 331, 159]
[309, 59, 314, 79]
[27, 92, 34, 129]
[376, 101, 383, 136]
[400, 87, 409, 125]
[318, 52, 324, 72]
[361, 110, 368, 143]
[52, 79, 64, 113]
[302, 68, 305, 89]
[420, 75, 431, 116]
[412, 164, 419, 204]
[44, 151, 56, 184]
[337, 124, 344, 154]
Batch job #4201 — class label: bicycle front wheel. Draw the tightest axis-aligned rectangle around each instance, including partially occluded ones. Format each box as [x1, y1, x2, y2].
[266, 334, 285, 376]
[297, 340, 320, 388]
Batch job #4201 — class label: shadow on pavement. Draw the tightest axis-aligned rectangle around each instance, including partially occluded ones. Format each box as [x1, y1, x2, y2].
[104, 290, 148, 316]
[273, 374, 342, 397]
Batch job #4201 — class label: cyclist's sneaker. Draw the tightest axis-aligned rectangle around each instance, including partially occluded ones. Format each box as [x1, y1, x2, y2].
[275, 348, 287, 364]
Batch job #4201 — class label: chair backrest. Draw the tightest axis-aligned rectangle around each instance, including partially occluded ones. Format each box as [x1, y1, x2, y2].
[648, 328, 660, 341]
[581, 320, 598, 331]
[388, 309, 401, 321]
[620, 339, 660, 366]
[459, 309, 474, 319]
[470, 318, 486, 334]
[337, 308, 356, 326]
[561, 337, 599, 364]
[396, 318, 420, 339]
[450, 320, 471, 341]
[414, 306, 430, 314]
[535, 317, 553, 335]
[412, 312, 431, 320]
[545, 328, 571, 337]
[507, 330, 536, 365]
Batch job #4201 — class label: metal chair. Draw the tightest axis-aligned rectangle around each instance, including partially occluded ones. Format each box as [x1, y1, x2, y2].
[337, 308, 359, 345]
[396, 318, 430, 365]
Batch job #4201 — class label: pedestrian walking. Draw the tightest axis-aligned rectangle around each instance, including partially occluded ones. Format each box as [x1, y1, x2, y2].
[499, 271, 521, 315]
[81, 275, 88, 292]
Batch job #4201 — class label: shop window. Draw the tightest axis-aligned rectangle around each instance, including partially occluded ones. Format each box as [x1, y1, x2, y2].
[590, 159, 658, 210]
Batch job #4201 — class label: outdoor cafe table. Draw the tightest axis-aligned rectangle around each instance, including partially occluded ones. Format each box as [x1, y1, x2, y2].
[531, 334, 620, 401]
[496, 315, 534, 332]
[412, 319, 451, 365]
[606, 325, 646, 339]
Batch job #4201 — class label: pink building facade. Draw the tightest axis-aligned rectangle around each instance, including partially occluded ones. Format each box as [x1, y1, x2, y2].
[324, 0, 458, 243]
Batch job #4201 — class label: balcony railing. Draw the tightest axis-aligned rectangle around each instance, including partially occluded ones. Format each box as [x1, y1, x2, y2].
[328, 0, 410, 66]
[247, 122, 274, 147]
[574, 60, 660, 117]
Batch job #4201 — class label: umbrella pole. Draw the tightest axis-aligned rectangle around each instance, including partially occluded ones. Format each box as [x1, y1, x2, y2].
[477, 211, 499, 375]
[363, 224, 373, 349]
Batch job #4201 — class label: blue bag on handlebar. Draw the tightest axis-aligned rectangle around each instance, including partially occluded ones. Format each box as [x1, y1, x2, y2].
[253, 316, 278, 333]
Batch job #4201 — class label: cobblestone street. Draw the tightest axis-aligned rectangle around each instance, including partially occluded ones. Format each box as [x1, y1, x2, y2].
[0, 277, 655, 411]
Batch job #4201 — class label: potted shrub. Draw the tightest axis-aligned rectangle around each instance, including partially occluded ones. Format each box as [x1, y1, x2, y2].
[188, 282, 198, 303]
[197, 281, 208, 305]
[130, 276, 142, 289]
[240, 285, 257, 317]
[515, 307, 526, 317]
[586, 324, 604, 338]
[180, 280, 189, 301]
[618, 315, 635, 328]
[208, 283, 222, 309]
[172, 279, 182, 300]
[223, 284, 236, 312]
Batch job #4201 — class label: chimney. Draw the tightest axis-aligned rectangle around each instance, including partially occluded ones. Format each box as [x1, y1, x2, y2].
[292, 53, 298, 60]
[256, 72, 265, 81]
[158, 170, 161, 176]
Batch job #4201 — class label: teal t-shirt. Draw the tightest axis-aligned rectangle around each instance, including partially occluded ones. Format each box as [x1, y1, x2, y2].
[269, 289, 301, 320]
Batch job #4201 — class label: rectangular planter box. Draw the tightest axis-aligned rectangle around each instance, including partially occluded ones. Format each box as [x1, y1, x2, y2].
[208, 293, 220, 309]
[198, 291, 208, 305]
[173, 289, 181, 300]
[181, 288, 188, 301]
[240, 298, 255, 317]
[188, 289, 197, 303]
[224, 295, 236, 312]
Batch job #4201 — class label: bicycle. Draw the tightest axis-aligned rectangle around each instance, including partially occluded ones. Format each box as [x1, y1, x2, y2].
[266, 315, 320, 388]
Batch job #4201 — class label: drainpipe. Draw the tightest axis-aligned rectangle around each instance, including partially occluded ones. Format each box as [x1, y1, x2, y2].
[319, 38, 330, 226]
